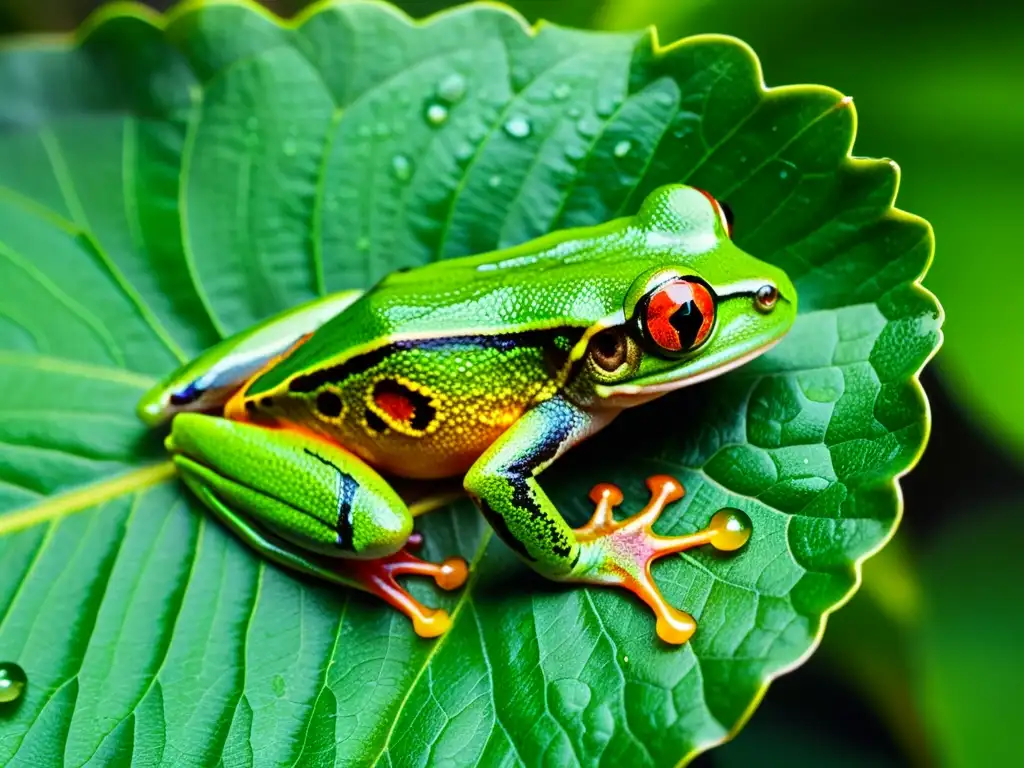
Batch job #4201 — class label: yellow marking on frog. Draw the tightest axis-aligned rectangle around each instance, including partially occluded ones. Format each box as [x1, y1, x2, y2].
[364, 375, 444, 438]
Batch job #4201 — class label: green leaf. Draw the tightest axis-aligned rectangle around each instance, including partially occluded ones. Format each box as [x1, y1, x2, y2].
[0, 1, 939, 764]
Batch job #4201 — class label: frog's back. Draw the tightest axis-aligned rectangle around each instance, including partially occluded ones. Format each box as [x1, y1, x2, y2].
[252, 216, 655, 395]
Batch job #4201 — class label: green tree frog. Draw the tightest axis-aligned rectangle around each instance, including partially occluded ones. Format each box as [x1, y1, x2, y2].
[139, 185, 797, 644]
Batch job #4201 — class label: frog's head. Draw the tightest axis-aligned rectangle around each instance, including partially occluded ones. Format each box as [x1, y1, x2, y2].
[573, 184, 797, 407]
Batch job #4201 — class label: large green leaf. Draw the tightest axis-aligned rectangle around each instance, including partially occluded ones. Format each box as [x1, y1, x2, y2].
[0, 1, 939, 764]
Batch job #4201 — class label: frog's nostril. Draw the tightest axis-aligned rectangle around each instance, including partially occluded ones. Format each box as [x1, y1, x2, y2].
[754, 284, 778, 313]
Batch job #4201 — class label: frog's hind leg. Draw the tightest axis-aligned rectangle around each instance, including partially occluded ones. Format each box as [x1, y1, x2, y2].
[169, 413, 468, 638]
[138, 289, 363, 426]
[180, 477, 467, 638]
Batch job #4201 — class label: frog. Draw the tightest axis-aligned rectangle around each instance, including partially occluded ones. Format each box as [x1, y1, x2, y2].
[138, 184, 797, 644]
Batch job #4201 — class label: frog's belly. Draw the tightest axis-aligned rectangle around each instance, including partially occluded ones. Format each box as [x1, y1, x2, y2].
[339, 411, 516, 479]
[319, 386, 538, 479]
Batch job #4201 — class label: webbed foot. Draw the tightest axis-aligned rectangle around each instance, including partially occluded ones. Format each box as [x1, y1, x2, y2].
[568, 475, 752, 645]
[346, 546, 468, 638]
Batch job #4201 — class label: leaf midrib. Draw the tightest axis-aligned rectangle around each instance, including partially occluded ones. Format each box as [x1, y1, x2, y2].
[0, 463, 176, 537]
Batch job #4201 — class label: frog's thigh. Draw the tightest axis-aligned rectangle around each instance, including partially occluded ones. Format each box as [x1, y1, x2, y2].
[168, 414, 413, 561]
[463, 396, 600, 576]
[139, 289, 363, 425]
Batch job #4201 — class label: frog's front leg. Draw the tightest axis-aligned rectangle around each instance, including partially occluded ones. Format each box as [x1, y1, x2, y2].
[463, 397, 752, 645]
[167, 414, 468, 638]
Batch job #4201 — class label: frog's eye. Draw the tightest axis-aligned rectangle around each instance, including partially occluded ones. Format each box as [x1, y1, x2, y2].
[693, 188, 734, 238]
[640, 278, 716, 355]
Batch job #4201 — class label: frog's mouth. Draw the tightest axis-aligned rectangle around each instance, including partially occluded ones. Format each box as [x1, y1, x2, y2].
[594, 335, 784, 403]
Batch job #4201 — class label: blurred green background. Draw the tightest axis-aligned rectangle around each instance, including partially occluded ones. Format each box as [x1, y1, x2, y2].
[3, 0, 1021, 765]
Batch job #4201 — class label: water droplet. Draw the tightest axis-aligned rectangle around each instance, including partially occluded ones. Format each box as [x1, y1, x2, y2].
[424, 102, 449, 127]
[488, 174, 502, 188]
[576, 117, 596, 139]
[708, 508, 752, 552]
[437, 73, 467, 104]
[454, 141, 474, 163]
[356, 236, 371, 252]
[780, 169, 789, 179]
[0, 662, 26, 704]
[375, 122, 391, 138]
[565, 143, 587, 162]
[623, 655, 629, 663]
[803, 457, 809, 464]
[391, 154, 414, 182]
[596, 97, 619, 118]
[504, 116, 531, 139]
[655, 92, 674, 107]
[550, 678, 591, 716]
[553, 83, 571, 101]
[613, 140, 632, 158]
[511, 64, 530, 91]
[282, 138, 297, 157]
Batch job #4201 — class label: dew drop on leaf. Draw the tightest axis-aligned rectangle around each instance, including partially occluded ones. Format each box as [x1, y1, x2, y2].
[576, 117, 597, 139]
[0, 662, 26, 704]
[436, 73, 467, 104]
[504, 115, 531, 139]
[510, 64, 530, 91]
[356, 236, 371, 253]
[613, 140, 632, 158]
[553, 83, 571, 101]
[391, 154, 414, 182]
[488, 174, 502, 188]
[596, 97, 619, 118]
[708, 509, 753, 552]
[568, 106, 581, 118]
[565, 143, 586, 162]
[454, 141, 474, 164]
[424, 101, 449, 127]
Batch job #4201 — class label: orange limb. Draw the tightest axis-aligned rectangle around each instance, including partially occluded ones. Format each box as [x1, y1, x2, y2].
[571, 475, 752, 645]
[345, 547, 469, 638]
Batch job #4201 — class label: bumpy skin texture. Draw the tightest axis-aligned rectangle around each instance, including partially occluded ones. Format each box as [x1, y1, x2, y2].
[152, 184, 797, 641]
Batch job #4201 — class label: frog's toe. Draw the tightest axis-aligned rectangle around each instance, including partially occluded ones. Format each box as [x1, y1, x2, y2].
[569, 475, 753, 645]
[346, 544, 469, 638]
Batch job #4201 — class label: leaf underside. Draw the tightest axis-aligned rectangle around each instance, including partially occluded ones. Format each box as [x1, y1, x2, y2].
[0, 1, 939, 765]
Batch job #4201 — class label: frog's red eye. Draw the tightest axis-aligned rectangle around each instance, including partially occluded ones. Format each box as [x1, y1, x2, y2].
[641, 278, 716, 354]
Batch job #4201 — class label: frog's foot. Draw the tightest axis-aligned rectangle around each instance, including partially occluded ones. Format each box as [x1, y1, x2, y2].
[569, 475, 752, 645]
[346, 546, 468, 638]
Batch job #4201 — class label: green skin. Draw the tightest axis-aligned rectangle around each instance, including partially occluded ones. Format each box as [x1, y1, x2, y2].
[141, 185, 797, 619]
